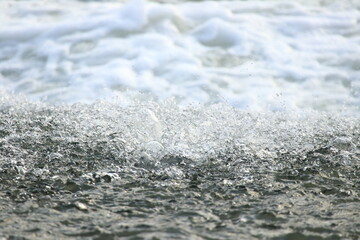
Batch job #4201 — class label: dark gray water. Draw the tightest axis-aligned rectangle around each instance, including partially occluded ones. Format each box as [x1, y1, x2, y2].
[0, 94, 359, 239]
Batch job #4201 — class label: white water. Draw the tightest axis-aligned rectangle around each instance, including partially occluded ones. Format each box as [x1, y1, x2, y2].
[0, 0, 359, 114]
[1, 3, 360, 239]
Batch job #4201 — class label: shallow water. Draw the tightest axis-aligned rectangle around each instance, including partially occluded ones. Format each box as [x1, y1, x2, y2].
[0, 95, 359, 239]
[0, 0, 360, 239]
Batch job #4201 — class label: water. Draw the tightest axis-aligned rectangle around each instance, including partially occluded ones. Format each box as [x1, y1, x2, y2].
[0, 0, 360, 239]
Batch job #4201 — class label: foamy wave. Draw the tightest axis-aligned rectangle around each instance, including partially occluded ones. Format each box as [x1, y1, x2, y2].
[1, 92, 359, 179]
[0, 0, 359, 113]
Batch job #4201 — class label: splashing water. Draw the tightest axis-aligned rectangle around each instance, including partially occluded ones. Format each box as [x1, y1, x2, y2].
[0, 0, 360, 239]
[1, 91, 359, 239]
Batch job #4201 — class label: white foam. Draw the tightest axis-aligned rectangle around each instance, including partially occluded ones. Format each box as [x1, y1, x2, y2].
[0, 0, 359, 114]
[1, 90, 358, 169]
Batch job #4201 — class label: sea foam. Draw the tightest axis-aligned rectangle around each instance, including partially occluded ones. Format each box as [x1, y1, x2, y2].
[0, 0, 359, 114]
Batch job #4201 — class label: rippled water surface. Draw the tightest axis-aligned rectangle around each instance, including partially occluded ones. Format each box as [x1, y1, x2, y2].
[1, 96, 359, 239]
[0, 0, 360, 239]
